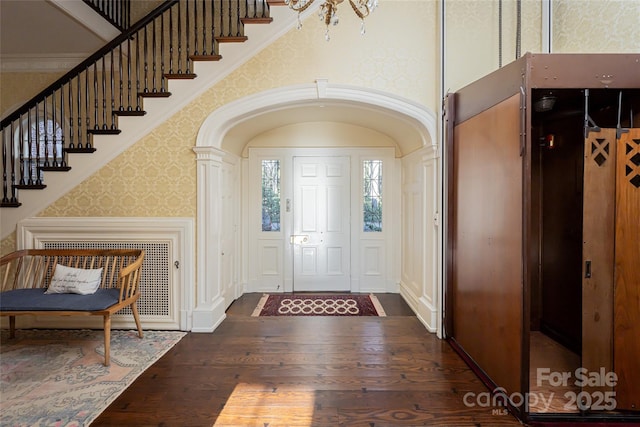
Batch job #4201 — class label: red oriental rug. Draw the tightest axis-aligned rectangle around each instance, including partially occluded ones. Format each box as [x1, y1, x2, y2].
[251, 294, 386, 317]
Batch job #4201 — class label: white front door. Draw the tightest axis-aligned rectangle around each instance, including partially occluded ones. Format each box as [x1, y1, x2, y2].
[292, 156, 351, 291]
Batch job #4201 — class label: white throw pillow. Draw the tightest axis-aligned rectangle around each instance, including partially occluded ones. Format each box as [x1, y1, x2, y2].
[45, 264, 104, 295]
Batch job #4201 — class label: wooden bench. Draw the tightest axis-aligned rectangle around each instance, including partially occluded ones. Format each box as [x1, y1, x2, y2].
[0, 249, 145, 366]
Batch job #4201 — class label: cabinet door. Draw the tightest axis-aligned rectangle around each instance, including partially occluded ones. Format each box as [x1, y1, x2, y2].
[614, 129, 640, 411]
[582, 129, 616, 398]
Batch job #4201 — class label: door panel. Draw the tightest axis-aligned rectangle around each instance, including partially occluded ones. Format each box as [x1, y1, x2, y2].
[614, 129, 640, 410]
[582, 129, 616, 396]
[293, 156, 351, 291]
[451, 93, 523, 401]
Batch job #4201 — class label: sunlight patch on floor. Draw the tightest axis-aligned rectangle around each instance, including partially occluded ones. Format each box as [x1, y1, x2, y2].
[213, 383, 317, 426]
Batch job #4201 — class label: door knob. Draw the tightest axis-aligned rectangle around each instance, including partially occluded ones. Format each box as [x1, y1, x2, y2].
[290, 235, 309, 244]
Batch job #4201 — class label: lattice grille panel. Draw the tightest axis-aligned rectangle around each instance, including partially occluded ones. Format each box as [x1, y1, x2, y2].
[43, 241, 170, 317]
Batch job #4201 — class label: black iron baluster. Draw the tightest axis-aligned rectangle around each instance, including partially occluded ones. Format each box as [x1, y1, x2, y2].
[118, 42, 124, 112]
[51, 91, 57, 167]
[68, 78, 74, 149]
[85, 66, 92, 147]
[186, 0, 191, 73]
[127, 37, 133, 110]
[193, 0, 199, 55]
[177, 2, 183, 74]
[211, 3, 222, 55]
[34, 106, 41, 185]
[228, 0, 232, 37]
[102, 56, 108, 129]
[152, 16, 158, 92]
[160, 13, 166, 92]
[9, 122, 16, 202]
[59, 85, 66, 167]
[19, 113, 25, 185]
[169, 5, 174, 74]
[78, 73, 84, 148]
[2, 126, 7, 202]
[9, 122, 17, 202]
[110, 50, 116, 128]
[136, 30, 143, 105]
[94, 62, 100, 130]
[143, 26, 149, 93]
[43, 95, 50, 168]
[236, 0, 242, 36]
[222, 0, 226, 38]
[202, 0, 207, 55]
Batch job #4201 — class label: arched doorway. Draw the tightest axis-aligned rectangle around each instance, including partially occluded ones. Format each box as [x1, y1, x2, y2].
[191, 81, 440, 336]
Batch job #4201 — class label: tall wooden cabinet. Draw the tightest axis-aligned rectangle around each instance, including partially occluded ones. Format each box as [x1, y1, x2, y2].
[445, 53, 640, 423]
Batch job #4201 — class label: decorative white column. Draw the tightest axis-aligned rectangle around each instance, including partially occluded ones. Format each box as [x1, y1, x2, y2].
[192, 146, 227, 332]
[419, 146, 441, 335]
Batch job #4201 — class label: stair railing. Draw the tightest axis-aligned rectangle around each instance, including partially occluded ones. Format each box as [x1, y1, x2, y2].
[1, 0, 272, 208]
[83, 0, 132, 31]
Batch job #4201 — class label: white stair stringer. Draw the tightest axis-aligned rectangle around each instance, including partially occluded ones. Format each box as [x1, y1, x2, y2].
[1, 4, 318, 241]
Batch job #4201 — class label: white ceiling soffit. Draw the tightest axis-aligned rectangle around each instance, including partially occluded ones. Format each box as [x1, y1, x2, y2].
[0, 0, 119, 72]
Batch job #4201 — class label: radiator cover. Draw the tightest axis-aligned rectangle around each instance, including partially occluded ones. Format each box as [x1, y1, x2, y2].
[14, 217, 194, 330]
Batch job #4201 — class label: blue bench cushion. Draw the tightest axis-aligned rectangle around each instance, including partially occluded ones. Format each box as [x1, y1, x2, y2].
[0, 288, 120, 312]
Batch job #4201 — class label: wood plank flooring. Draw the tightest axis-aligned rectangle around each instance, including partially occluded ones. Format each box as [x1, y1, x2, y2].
[92, 293, 523, 426]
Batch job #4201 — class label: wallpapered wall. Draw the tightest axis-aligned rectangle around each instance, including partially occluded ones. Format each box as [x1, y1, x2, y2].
[1, 0, 639, 255]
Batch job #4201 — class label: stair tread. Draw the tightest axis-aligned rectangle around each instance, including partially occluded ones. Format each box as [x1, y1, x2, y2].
[138, 91, 172, 98]
[65, 147, 97, 153]
[216, 36, 248, 43]
[14, 184, 47, 190]
[88, 128, 121, 135]
[40, 166, 72, 172]
[165, 73, 197, 80]
[190, 55, 222, 62]
[114, 109, 147, 116]
[241, 17, 274, 24]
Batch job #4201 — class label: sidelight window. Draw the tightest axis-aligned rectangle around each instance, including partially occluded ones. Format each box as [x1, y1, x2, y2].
[261, 160, 281, 231]
[363, 160, 382, 232]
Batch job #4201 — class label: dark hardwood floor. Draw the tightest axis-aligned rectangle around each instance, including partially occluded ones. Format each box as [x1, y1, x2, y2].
[93, 293, 523, 426]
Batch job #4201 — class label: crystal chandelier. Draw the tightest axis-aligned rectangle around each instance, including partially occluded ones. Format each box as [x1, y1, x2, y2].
[284, 0, 379, 41]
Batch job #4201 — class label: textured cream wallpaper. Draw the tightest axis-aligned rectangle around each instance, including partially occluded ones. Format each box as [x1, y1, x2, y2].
[553, 0, 640, 53]
[445, 0, 542, 93]
[1, 72, 64, 117]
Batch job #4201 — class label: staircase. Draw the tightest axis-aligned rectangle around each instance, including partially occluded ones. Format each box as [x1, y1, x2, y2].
[1, 0, 300, 239]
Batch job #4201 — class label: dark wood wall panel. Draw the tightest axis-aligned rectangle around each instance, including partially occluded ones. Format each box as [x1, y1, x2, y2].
[614, 129, 640, 410]
[582, 129, 616, 396]
[451, 94, 523, 398]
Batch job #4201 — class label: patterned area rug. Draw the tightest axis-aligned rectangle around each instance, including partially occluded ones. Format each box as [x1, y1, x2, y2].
[252, 294, 386, 317]
[0, 329, 185, 426]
